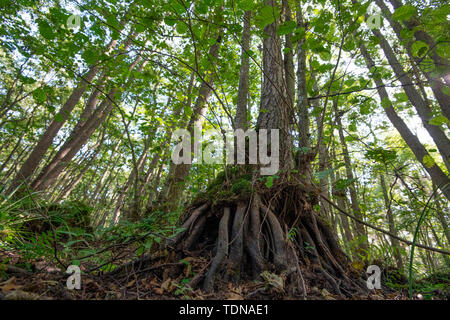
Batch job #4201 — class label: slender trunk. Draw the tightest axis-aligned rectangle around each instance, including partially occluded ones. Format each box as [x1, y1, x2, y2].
[146, 153, 166, 211]
[30, 92, 116, 191]
[0, 130, 26, 174]
[161, 31, 222, 212]
[57, 133, 105, 200]
[371, 28, 450, 171]
[334, 109, 368, 257]
[31, 49, 143, 191]
[359, 41, 450, 201]
[330, 142, 354, 245]
[375, 0, 450, 119]
[380, 174, 404, 270]
[90, 140, 121, 204]
[387, 0, 450, 85]
[235, 10, 251, 130]
[0, 57, 30, 114]
[432, 182, 450, 245]
[1, 146, 30, 186]
[283, 0, 295, 117]
[312, 73, 332, 223]
[127, 137, 152, 222]
[112, 143, 149, 224]
[9, 38, 120, 192]
[296, 2, 310, 150]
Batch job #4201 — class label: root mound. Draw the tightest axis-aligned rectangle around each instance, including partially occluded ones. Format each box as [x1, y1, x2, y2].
[110, 179, 369, 299]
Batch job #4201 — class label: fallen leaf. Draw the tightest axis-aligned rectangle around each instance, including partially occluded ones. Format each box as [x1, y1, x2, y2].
[226, 292, 244, 300]
[1, 277, 22, 293]
[161, 278, 172, 292]
[5, 290, 46, 300]
[154, 287, 164, 295]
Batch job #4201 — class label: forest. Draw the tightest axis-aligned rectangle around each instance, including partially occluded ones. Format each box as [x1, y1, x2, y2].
[0, 0, 449, 301]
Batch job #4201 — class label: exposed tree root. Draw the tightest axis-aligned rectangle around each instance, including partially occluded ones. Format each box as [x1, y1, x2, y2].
[109, 183, 369, 299]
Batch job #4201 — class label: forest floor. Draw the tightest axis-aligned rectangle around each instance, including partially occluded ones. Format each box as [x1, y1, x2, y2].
[1, 245, 446, 300]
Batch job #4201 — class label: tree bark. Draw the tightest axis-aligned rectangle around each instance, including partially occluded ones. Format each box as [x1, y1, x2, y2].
[371, 28, 450, 171]
[296, 1, 310, 150]
[387, 0, 450, 84]
[375, 0, 450, 120]
[257, 0, 292, 171]
[30, 48, 143, 191]
[334, 108, 368, 256]
[160, 31, 222, 213]
[359, 41, 450, 201]
[9, 37, 120, 192]
[380, 174, 404, 270]
[235, 10, 252, 130]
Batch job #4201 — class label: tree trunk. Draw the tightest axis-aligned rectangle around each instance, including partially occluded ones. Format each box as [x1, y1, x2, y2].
[9, 37, 120, 192]
[371, 28, 450, 171]
[31, 49, 144, 191]
[380, 174, 404, 270]
[235, 10, 251, 130]
[387, 0, 450, 85]
[359, 41, 450, 201]
[257, 0, 292, 170]
[375, 0, 450, 119]
[296, 2, 310, 151]
[160, 31, 222, 213]
[334, 105, 368, 257]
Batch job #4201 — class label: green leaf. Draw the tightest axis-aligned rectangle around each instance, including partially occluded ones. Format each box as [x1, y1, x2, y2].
[265, 176, 274, 188]
[176, 22, 188, 34]
[335, 178, 357, 191]
[399, 28, 414, 40]
[431, 4, 450, 23]
[381, 97, 391, 108]
[436, 43, 450, 60]
[54, 114, 64, 122]
[72, 260, 80, 266]
[171, 2, 185, 14]
[164, 17, 177, 26]
[392, 5, 417, 21]
[315, 168, 334, 179]
[359, 102, 371, 115]
[32, 88, 46, 104]
[106, 15, 120, 29]
[411, 41, 429, 58]
[428, 115, 449, 126]
[394, 92, 408, 103]
[255, 5, 280, 29]
[318, 49, 331, 61]
[136, 246, 144, 256]
[238, 0, 256, 11]
[277, 20, 296, 36]
[442, 86, 450, 96]
[82, 48, 98, 65]
[184, 105, 192, 117]
[422, 155, 435, 168]
[365, 148, 397, 164]
[37, 19, 55, 40]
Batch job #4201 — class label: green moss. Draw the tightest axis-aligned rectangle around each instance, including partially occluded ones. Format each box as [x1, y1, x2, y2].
[231, 178, 252, 194]
[194, 167, 254, 204]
